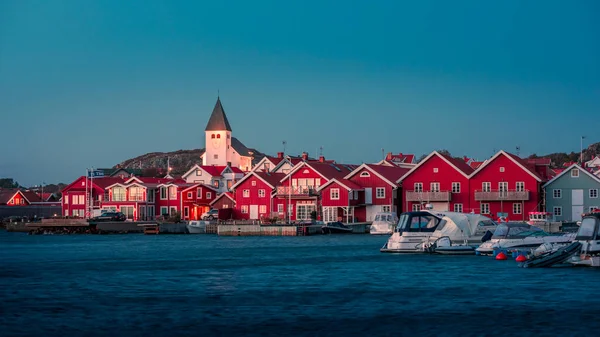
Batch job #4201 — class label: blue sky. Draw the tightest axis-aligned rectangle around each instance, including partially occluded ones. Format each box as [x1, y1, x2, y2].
[1, 0, 598, 186]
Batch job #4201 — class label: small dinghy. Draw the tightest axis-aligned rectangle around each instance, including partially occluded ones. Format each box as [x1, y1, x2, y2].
[519, 242, 582, 268]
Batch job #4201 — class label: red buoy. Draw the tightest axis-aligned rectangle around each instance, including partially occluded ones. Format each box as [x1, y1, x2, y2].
[496, 251, 507, 260]
[515, 254, 527, 262]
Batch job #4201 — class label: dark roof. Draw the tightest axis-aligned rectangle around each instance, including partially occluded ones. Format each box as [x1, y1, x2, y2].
[231, 137, 251, 156]
[439, 153, 475, 175]
[205, 97, 232, 131]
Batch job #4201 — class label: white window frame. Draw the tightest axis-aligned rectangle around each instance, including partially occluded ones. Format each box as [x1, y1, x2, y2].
[590, 206, 599, 212]
[430, 183, 440, 193]
[354, 191, 358, 199]
[376, 187, 385, 199]
[571, 169, 579, 177]
[168, 186, 177, 199]
[590, 189, 598, 199]
[259, 205, 266, 214]
[382, 205, 391, 212]
[243, 189, 250, 198]
[360, 171, 370, 177]
[330, 188, 340, 200]
[277, 204, 284, 213]
[433, 168, 438, 173]
[251, 181, 256, 186]
[451, 182, 460, 193]
[241, 205, 248, 214]
[206, 192, 212, 199]
[187, 192, 192, 199]
[512, 203, 522, 215]
[500, 167, 505, 172]
[414, 183, 423, 193]
[480, 203, 490, 214]
[453, 203, 463, 213]
[183, 206, 189, 218]
[412, 204, 421, 211]
[553, 206, 562, 217]
[482, 182, 491, 192]
[553, 189, 562, 199]
[258, 189, 265, 198]
[160, 187, 167, 200]
[197, 188, 202, 198]
[516, 182, 525, 192]
[160, 206, 169, 216]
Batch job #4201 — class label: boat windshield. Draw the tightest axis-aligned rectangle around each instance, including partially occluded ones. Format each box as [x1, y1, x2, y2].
[575, 217, 599, 240]
[492, 224, 539, 239]
[374, 214, 396, 222]
[396, 213, 439, 233]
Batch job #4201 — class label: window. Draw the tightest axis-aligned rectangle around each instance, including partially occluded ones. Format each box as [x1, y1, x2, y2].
[64, 210, 69, 216]
[513, 203, 522, 214]
[315, 178, 321, 187]
[516, 182, 525, 192]
[214, 154, 218, 159]
[184, 207, 189, 217]
[330, 188, 340, 200]
[590, 189, 598, 198]
[196, 169, 202, 176]
[430, 183, 440, 192]
[187, 192, 193, 199]
[259, 205, 266, 213]
[482, 182, 491, 192]
[591, 206, 599, 212]
[349, 192, 353, 200]
[354, 191, 358, 199]
[129, 187, 144, 201]
[20, 199, 25, 205]
[498, 182, 508, 192]
[571, 169, 579, 177]
[170, 207, 177, 216]
[206, 192, 212, 199]
[382, 205, 391, 212]
[480, 203, 490, 214]
[243, 189, 250, 198]
[500, 167, 505, 172]
[223, 204, 229, 209]
[113, 187, 125, 201]
[168, 186, 177, 199]
[160, 187, 167, 200]
[211, 134, 215, 139]
[553, 189, 562, 199]
[9, 199, 14, 205]
[214, 181, 220, 188]
[251, 180, 256, 186]
[553, 206, 562, 217]
[454, 204, 463, 212]
[414, 183, 423, 192]
[451, 182, 460, 193]
[433, 168, 438, 173]
[160, 207, 169, 215]
[412, 204, 421, 211]
[258, 189, 265, 198]
[217, 134, 220, 139]
[278, 204, 284, 213]
[241, 205, 248, 214]
[197, 188, 202, 198]
[376, 187, 385, 198]
[227, 180, 233, 189]
[65, 196, 69, 204]
[360, 171, 370, 177]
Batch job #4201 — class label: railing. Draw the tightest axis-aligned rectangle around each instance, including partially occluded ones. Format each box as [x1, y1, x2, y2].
[102, 196, 147, 202]
[276, 186, 317, 196]
[474, 190, 530, 201]
[405, 191, 451, 202]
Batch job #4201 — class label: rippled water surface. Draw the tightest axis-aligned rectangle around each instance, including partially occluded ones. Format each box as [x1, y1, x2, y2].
[1, 230, 600, 336]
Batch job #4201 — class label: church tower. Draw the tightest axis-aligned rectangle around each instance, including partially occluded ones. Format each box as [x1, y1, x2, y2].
[203, 97, 232, 166]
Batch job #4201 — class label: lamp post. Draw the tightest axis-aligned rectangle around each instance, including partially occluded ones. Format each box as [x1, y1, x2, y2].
[581, 136, 586, 165]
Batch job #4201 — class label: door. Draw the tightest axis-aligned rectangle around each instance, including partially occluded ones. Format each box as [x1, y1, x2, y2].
[250, 205, 259, 219]
[364, 188, 372, 204]
[121, 206, 134, 220]
[572, 206, 584, 221]
[139, 206, 146, 221]
[323, 207, 337, 223]
[147, 206, 155, 220]
[572, 189, 584, 205]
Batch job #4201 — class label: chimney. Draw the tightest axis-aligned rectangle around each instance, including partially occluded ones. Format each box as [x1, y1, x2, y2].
[386, 152, 392, 160]
[302, 152, 308, 160]
[277, 152, 284, 159]
[319, 156, 325, 163]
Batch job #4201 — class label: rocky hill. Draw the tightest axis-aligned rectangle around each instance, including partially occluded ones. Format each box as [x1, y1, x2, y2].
[528, 141, 600, 167]
[114, 148, 267, 176]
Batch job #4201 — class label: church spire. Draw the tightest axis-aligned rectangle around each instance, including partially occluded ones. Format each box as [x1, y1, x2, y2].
[205, 97, 232, 131]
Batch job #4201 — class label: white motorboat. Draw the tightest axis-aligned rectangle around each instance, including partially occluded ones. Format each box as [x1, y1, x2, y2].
[569, 211, 600, 267]
[475, 223, 575, 255]
[369, 212, 398, 235]
[380, 211, 497, 253]
[186, 220, 209, 234]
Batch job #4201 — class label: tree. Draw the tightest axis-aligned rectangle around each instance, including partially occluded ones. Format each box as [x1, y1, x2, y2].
[0, 178, 19, 188]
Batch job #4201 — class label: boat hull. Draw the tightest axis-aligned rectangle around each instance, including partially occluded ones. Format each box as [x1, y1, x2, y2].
[186, 221, 208, 234]
[520, 242, 582, 268]
[321, 227, 353, 234]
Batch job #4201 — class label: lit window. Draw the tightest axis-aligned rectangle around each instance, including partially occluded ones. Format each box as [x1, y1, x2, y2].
[241, 205, 248, 214]
[258, 189, 265, 198]
[252, 181, 256, 186]
[259, 205, 266, 213]
[243, 190, 250, 197]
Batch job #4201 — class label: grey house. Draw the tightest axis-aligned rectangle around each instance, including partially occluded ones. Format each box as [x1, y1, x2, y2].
[544, 164, 600, 221]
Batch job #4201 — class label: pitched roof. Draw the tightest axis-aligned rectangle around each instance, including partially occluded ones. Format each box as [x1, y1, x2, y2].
[317, 178, 364, 192]
[280, 161, 358, 183]
[205, 97, 232, 131]
[366, 164, 410, 185]
[469, 161, 485, 169]
[230, 171, 286, 190]
[201, 165, 228, 176]
[231, 137, 251, 157]
[396, 151, 473, 183]
[469, 151, 543, 181]
[21, 190, 42, 203]
[439, 154, 475, 176]
[210, 192, 235, 206]
[543, 164, 600, 188]
[0, 189, 19, 204]
[503, 152, 544, 181]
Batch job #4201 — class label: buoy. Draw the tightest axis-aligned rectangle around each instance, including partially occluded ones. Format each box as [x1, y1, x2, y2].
[496, 251, 507, 260]
[515, 254, 527, 262]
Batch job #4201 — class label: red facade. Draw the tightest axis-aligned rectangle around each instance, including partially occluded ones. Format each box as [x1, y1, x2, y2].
[232, 172, 284, 220]
[399, 152, 473, 213]
[211, 192, 235, 210]
[180, 184, 218, 220]
[469, 151, 543, 221]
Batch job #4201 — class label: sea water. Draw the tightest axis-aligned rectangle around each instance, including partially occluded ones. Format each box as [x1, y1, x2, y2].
[1, 230, 599, 336]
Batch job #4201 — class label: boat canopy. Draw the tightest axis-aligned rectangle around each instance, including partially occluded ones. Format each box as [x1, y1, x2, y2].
[575, 216, 600, 240]
[374, 212, 398, 223]
[492, 223, 548, 239]
[434, 213, 495, 239]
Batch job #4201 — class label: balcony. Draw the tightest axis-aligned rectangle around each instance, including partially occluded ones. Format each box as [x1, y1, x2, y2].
[102, 195, 148, 202]
[474, 190, 530, 201]
[276, 186, 318, 197]
[405, 190, 451, 202]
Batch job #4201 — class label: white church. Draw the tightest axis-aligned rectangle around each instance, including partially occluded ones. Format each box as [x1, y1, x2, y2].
[199, 97, 254, 172]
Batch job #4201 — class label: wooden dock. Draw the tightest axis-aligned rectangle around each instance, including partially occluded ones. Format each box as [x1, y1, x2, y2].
[217, 224, 323, 236]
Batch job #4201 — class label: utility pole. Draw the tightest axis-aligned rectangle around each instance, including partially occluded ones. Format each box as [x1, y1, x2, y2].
[581, 136, 586, 165]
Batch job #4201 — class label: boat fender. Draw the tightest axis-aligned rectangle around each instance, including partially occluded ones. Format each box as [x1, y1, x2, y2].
[496, 251, 507, 260]
[515, 254, 527, 262]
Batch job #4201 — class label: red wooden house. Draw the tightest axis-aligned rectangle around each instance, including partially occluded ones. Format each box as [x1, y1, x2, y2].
[275, 161, 358, 222]
[469, 150, 549, 221]
[343, 164, 410, 221]
[397, 151, 474, 213]
[317, 178, 363, 223]
[230, 171, 285, 220]
[180, 184, 218, 220]
[210, 192, 235, 210]
[61, 176, 124, 218]
[0, 189, 42, 206]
